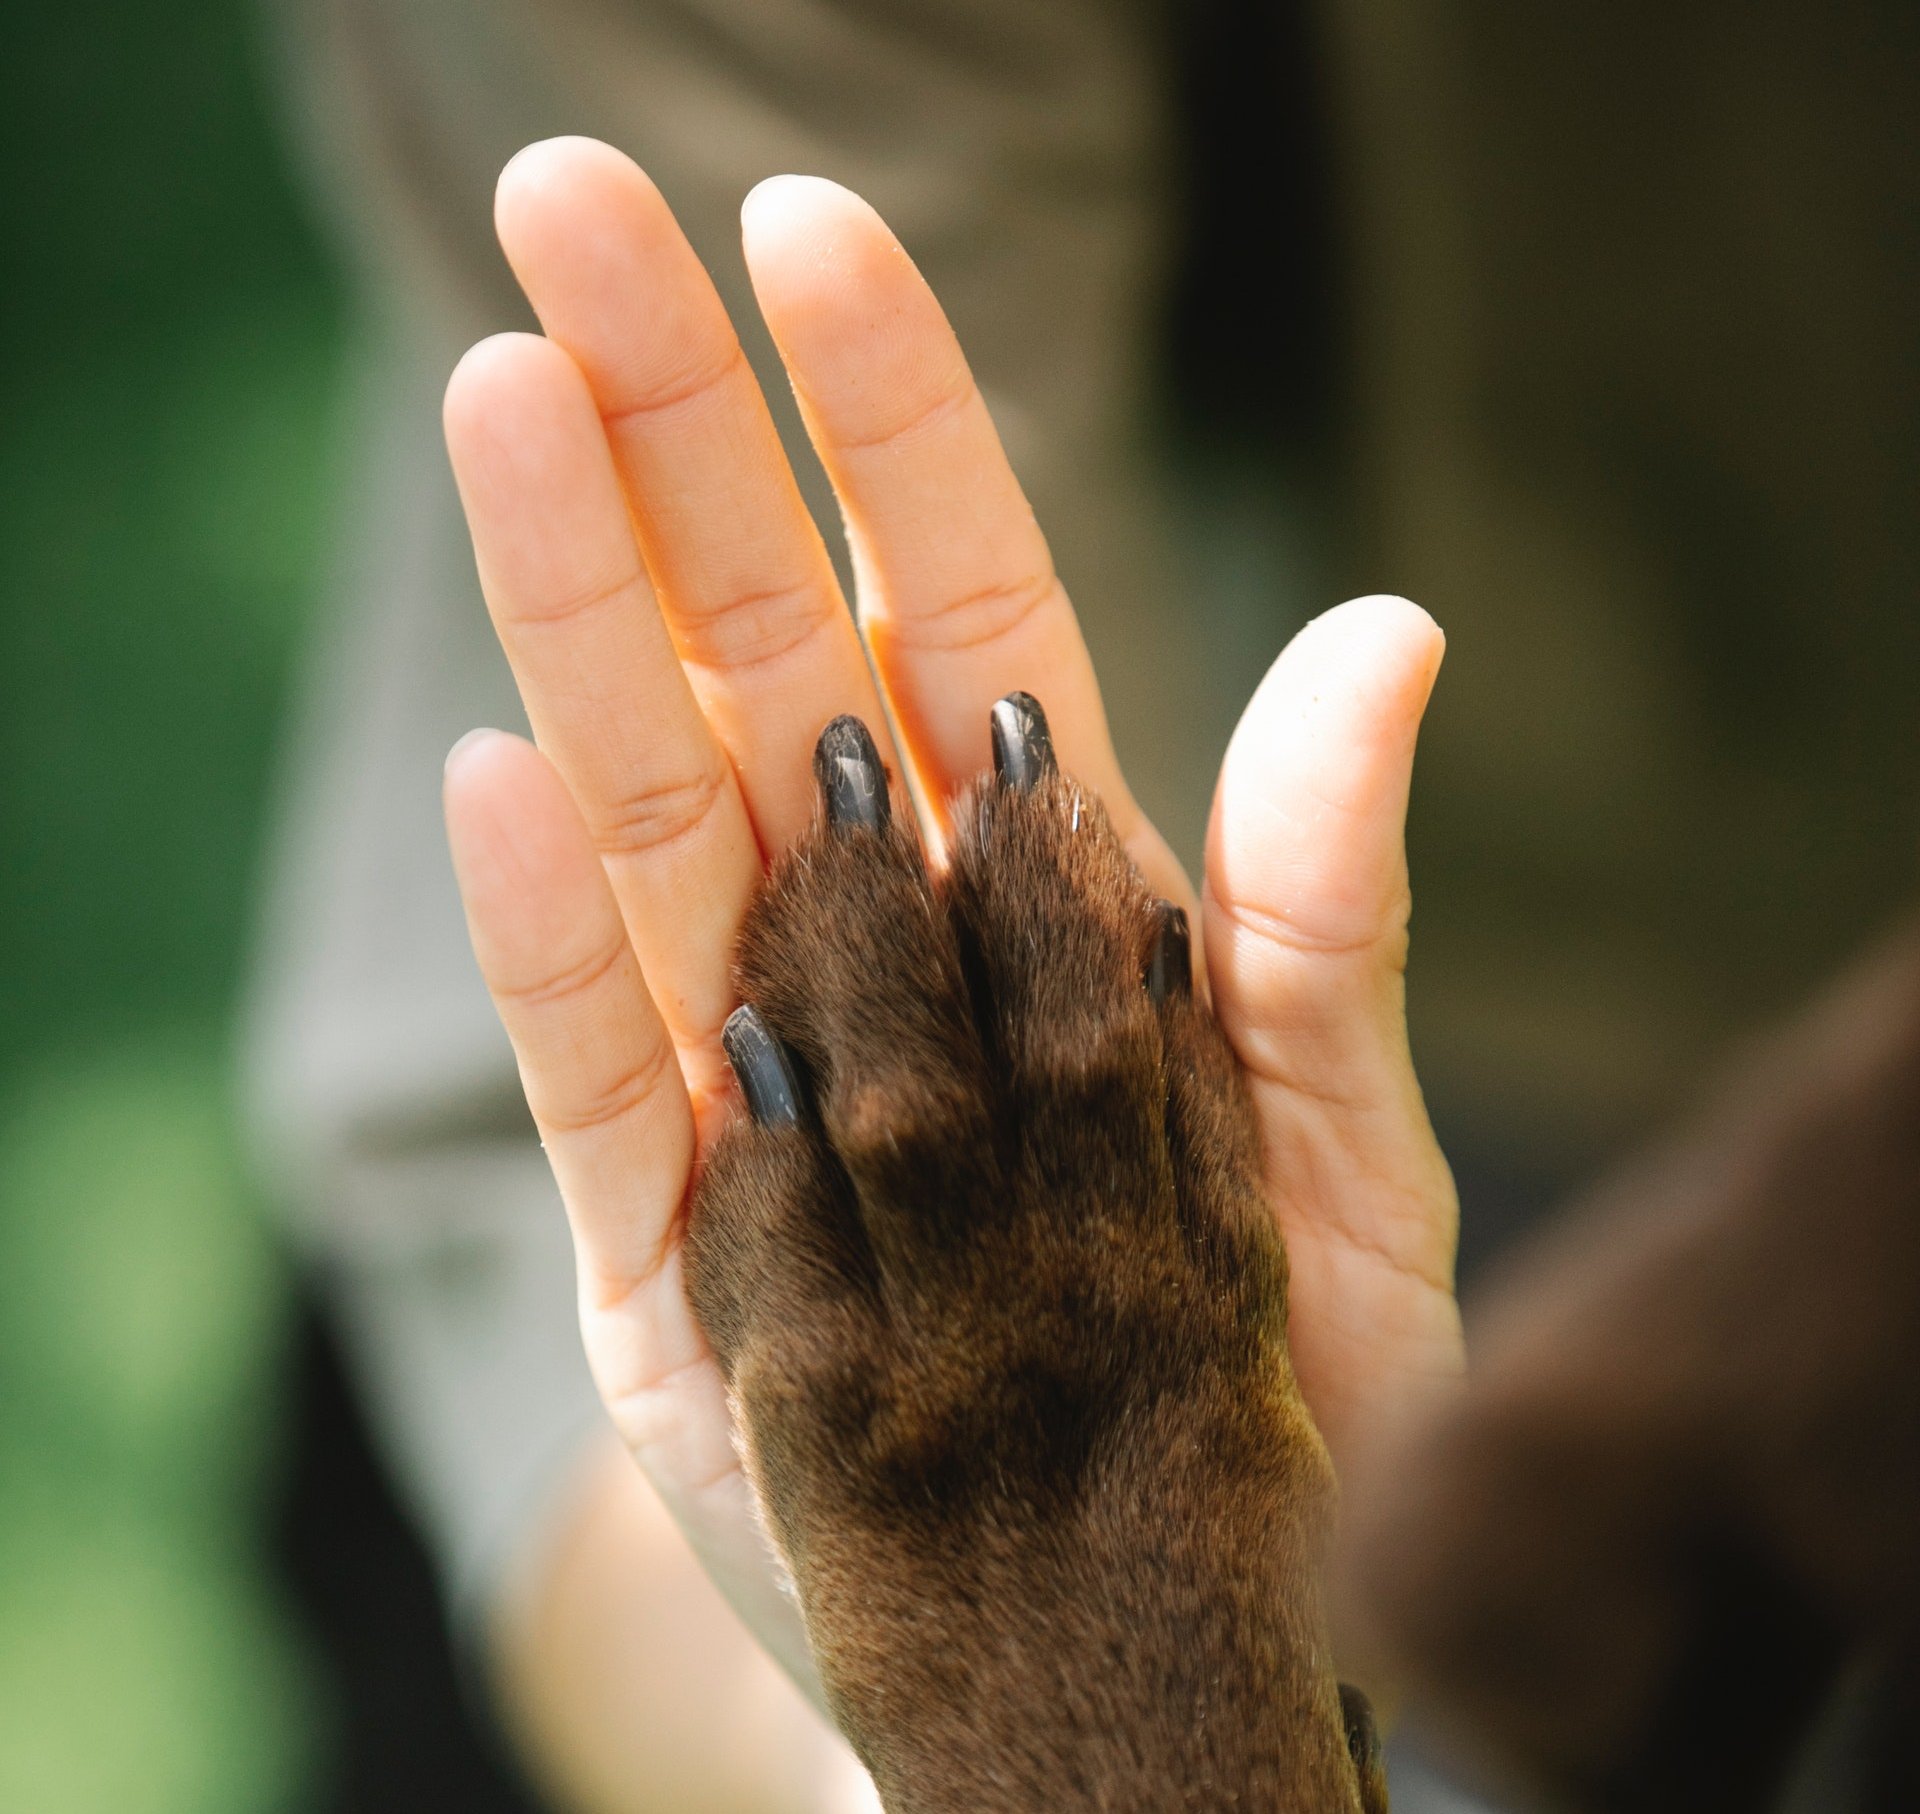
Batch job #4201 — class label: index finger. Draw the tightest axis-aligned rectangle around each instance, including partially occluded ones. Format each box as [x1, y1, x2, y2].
[740, 176, 1191, 910]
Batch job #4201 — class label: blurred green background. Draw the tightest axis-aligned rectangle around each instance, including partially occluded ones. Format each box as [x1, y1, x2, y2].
[1, 3, 339, 1806]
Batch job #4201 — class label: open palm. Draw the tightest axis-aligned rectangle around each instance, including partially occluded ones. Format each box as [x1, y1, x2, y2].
[440, 137, 1462, 1697]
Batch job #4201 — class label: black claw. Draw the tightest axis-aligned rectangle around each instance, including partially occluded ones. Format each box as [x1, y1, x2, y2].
[813, 715, 890, 833]
[1338, 1684, 1381, 1775]
[989, 692, 1056, 792]
[723, 1005, 804, 1127]
[1145, 901, 1193, 1005]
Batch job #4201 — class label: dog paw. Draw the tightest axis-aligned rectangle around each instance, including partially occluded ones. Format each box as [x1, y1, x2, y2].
[685, 697, 1382, 1812]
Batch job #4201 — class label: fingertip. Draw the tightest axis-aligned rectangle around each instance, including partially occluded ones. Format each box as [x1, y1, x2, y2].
[740, 172, 926, 350]
[441, 335, 624, 565]
[494, 135, 657, 250]
[1207, 595, 1445, 957]
[1347, 593, 1446, 698]
[1288, 594, 1445, 715]
[1329, 592, 1441, 640]
[741, 171, 823, 227]
[740, 172, 884, 264]
[1229, 595, 1445, 790]
[442, 727, 571, 863]
[1338, 590, 1444, 650]
[442, 728, 539, 873]
[493, 139, 734, 413]
[443, 724, 520, 788]
[443, 731, 611, 956]
[443, 331, 571, 442]
[741, 176, 967, 457]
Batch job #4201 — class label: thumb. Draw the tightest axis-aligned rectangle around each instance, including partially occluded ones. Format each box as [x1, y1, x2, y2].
[1206, 592, 1443, 1107]
[1205, 596, 1460, 1445]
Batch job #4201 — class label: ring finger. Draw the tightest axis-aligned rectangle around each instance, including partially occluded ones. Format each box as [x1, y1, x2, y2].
[442, 330, 757, 1119]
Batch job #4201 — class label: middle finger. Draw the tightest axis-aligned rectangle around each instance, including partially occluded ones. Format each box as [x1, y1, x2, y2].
[494, 137, 892, 850]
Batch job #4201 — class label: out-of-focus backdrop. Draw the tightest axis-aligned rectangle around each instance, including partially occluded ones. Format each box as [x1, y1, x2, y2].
[0, 3, 336, 1809]
[4, 4, 1917, 1812]
[1, 0, 578, 1803]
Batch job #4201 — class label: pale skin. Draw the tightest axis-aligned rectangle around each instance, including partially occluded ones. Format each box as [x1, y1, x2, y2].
[440, 136, 1464, 1812]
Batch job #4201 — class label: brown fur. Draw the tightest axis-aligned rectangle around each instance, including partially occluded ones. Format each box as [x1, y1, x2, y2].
[685, 747, 1384, 1812]
[1341, 923, 1920, 1812]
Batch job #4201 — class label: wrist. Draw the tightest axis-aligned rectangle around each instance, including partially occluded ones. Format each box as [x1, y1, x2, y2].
[784, 1416, 1351, 1813]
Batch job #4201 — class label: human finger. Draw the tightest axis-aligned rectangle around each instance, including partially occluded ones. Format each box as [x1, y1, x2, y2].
[739, 174, 1188, 905]
[443, 330, 758, 1117]
[493, 138, 891, 851]
[445, 729, 815, 1676]
[1204, 596, 1462, 1447]
[442, 727, 698, 1316]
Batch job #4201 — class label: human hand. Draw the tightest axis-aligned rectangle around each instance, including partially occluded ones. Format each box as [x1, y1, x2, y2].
[440, 136, 1462, 1698]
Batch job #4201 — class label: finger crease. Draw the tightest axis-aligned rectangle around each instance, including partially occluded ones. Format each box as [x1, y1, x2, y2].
[513, 565, 645, 632]
[837, 375, 973, 453]
[672, 574, 841, 676]
[536, 1036, 678, 1140]
[599, 1346, 714, 1409]
[496, 931, 631, 1010]
[885, 569, 1060, 656]
[1210, 889, 1406, 967]
[601, 343, 749, 433]
[594, 763, 730, 860]
[1236, 1040, 1378, 1117]
[1315, 1210, 1456, 1301]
